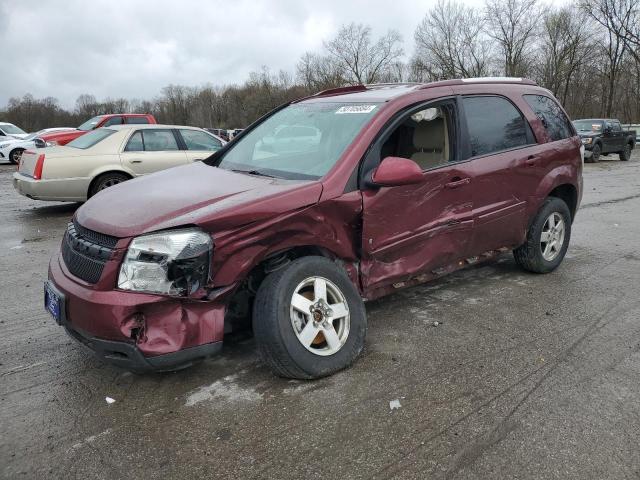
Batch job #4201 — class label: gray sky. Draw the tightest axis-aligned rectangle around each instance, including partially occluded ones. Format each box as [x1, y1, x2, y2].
[0, 0, 488, 108]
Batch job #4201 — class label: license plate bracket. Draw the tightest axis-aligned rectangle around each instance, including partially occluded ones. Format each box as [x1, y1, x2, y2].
[44, 281, 66, 326]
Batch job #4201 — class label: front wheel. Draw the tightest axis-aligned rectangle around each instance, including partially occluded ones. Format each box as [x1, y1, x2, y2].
[589, 143, 601, 163]
[9, 148, 24, 165]
[253, 256, 367, 379]
[619, 143, 631, 161]
[513, 197, 572, 274]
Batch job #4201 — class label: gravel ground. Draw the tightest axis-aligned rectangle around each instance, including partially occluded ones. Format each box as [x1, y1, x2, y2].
[1, 151, 640, 479]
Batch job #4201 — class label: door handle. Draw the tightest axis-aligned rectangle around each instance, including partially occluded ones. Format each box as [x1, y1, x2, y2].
[130, 160, 142, 164]
[445, 177, 470, 189]
[526, 155, 538, 166]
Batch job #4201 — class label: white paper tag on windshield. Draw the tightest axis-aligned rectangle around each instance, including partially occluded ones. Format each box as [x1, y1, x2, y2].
[335, 105, 377, 114]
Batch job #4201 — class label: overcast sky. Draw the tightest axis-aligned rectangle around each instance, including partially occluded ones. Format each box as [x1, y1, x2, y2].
[1, 0, 490, 109]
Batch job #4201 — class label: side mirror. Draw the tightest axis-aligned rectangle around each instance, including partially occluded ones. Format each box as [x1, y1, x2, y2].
[371, 156, 424, 187]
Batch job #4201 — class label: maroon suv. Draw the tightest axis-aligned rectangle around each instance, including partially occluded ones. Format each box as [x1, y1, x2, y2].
[45, 79, 583, 379]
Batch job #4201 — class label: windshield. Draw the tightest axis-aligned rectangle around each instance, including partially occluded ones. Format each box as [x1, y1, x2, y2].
[77, 116, 103, 131]
[573, 120, 603, 132]
[217, 102, 380, 180]
[1, 124, 27, 135]
[67, 128, 115, 149]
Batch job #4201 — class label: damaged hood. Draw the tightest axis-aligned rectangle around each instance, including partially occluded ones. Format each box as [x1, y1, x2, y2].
[76, 162, 323, 238]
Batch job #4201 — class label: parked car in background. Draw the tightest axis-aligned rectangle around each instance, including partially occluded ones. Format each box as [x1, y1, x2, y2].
[14, 125, 223, 201]
[229, 128, 244, 140]
[0, 128, 76, 164]
[44, 79, 582, 378]
[573, 118, 636, 162]
[205, 128, 230, 142]
[0, 122, 29, 139]
[37, 114, 157, 147]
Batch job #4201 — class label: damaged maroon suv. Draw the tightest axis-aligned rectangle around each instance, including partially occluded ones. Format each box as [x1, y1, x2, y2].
[45, 79, 582, 379]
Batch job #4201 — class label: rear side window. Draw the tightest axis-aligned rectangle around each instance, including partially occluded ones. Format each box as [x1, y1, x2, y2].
[179, 129, 222, 151]
[127, 116, 150, 124]
[463, 96, 529, 157]
[124, 129, 179, 151]
[523, 94, 573, 141]
[124, 131, 144, 151]
[67, 128, 116, 149]
[103, 116, 124, 127]
[612, 121, 622, 132]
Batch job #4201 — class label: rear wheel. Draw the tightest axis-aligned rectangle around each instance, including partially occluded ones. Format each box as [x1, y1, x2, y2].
[89, 172, 130, 197]
[619, 143, 631, 161]
[9, 148, 24, 165]
[513, 197, 571, 274]
[253, 256, 367, 379]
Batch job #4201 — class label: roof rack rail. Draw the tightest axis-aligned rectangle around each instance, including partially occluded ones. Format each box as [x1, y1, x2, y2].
[364, 82, 423, 89]
[312, 85, 368, 97]
[419, 77, 537, 89]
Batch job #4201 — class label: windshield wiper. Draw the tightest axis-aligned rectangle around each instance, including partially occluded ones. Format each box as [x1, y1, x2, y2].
[230, 168, 279, 179]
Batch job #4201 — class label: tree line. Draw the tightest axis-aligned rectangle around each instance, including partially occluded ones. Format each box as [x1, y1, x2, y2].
[2, 0, 639, 133]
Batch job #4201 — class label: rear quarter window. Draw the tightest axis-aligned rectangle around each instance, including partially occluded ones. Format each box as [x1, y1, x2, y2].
[127, 117, 151, 124]
[523, 94, 574, 141]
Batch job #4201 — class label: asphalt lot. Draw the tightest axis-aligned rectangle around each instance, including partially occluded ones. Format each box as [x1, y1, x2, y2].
[1, 152, 640, 480]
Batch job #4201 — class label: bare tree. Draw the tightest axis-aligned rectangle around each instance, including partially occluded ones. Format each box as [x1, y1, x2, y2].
[485, 0, 540, 76]
[324, 23, 404, 84]
[297, 52, 346, 90]
[537, 7, 593, 105]
[581, 0, 638, 116]
[414, 0, 493, 81]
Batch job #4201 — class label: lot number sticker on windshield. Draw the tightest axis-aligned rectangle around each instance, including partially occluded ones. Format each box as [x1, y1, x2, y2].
[335, 105, 377, 114]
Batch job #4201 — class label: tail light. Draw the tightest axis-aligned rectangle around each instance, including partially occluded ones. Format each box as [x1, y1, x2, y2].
[33, 154, 45, 180]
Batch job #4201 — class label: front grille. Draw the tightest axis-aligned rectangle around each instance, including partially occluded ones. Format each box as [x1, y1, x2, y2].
[72, 219, 118, 248]
[61, 222, 118, 284]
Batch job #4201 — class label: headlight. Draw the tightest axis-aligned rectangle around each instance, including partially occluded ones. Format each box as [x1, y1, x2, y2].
[118, 228, 212, 296]
[0, 143, 9, 149]
[582, 138, 592, 144]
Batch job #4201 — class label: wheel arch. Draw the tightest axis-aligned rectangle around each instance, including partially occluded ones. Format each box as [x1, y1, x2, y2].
[548, 184, 578, 222]
[87, 169, 134, 197]
[220, 243, 358, 335]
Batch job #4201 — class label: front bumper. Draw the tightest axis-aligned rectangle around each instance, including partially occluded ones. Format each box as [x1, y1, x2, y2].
[48, 251, 231, 372]
[63, 316, 222, 372]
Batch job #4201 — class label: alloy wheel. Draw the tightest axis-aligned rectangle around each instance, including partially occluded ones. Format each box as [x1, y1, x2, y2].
[540, 212, 565, 261]
[289, 276, 350, 356]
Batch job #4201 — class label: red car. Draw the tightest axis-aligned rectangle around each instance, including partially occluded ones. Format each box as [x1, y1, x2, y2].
[45, 79, 582, 378]
[38, 114, 157, 146]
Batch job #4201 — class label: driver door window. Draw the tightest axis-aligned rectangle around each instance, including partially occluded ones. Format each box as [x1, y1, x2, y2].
[380, 104, 455, 171]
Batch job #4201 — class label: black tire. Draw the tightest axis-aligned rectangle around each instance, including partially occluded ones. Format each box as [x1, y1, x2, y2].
[513, 197, 572, 274]
[9, 148, 24, 165]
[619, 143, 631, 161]
[590, 143, 601, 163]
[89, 172, 130, 197]
[253, 256, 367, 379]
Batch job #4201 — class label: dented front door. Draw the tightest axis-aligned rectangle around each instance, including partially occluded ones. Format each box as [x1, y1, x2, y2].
[361, 163, 474, 292]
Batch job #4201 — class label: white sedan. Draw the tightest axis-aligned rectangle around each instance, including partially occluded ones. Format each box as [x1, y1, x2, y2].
[13, 124, 226, 202]
[0, 128, 76, 164]
[0, 122, 29, 139]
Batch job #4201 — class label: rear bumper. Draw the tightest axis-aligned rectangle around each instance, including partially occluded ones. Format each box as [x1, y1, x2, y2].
[48, 251, 231, 372]
[13, 172, 87, 202]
